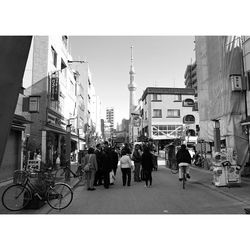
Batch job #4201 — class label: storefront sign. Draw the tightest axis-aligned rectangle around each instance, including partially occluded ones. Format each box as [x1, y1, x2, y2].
[51, 73, 59, 101]
[27, 160, 41, 172]
[29, 96, 40, 113]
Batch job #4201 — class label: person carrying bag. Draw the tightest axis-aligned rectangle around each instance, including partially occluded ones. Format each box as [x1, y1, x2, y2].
[82, 147, 98, 191]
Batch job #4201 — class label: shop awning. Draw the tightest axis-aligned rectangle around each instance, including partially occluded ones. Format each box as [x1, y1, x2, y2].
[43, 124, 66, 135]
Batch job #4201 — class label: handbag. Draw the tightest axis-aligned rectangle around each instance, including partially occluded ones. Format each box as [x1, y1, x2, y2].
[84, 155, 93, 171]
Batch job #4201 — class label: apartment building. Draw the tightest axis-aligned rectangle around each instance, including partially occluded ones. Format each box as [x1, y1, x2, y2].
[140, 87, 199, 148]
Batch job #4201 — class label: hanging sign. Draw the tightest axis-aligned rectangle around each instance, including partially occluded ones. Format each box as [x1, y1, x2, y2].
[29, 96, 40, 113]
[51, 73, 59, 101]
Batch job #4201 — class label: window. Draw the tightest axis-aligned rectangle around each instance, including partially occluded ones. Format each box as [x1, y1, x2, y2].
[145, 111, 147, 120]
[144, 97, 147, 105]
[153, 109, 162, 118]
[174, 94, 182, 102]
[152, 94, 162, 101]
[183, 115, 195, 123]
[183, 98, 194, 107]
[167, 109, 180, 117]
[51, 46, 57, 67]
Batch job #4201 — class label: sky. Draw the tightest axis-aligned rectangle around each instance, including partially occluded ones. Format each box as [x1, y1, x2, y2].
[69, 36, 195, 126]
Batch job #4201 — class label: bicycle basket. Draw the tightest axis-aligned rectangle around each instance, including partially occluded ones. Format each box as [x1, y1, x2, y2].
[13, 170, 28, 184]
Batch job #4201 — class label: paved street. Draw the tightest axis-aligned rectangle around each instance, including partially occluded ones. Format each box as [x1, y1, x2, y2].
[1, 159, 250, 214]
[5, 159, 247, 214]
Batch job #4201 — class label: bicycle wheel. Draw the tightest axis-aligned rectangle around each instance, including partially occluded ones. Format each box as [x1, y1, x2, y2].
[171, 163, 179, 174]
[2, 184, 31, 211]
[46, 183, 73, 210]
[55, 168, 65, 180]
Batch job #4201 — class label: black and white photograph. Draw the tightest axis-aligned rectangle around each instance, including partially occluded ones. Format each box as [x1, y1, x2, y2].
[1, 1, 250, 250]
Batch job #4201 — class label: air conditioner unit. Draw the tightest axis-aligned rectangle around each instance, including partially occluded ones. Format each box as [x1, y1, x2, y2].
[230, 75, 242, 91]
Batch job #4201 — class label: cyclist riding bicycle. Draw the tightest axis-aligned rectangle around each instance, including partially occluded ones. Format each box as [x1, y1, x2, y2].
[176, 144, 192, 181]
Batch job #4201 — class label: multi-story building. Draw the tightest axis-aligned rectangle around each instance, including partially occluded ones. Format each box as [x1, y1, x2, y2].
[106, 107, 114, 131]
[195, 36, 248, 168]
[22, 36, 81, 166]
[184, 62, 198, 97]
[140, 87, 199, 149]
[76, 62, 100, 147]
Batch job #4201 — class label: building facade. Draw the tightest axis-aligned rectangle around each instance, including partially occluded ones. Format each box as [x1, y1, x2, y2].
[106, 107, 114, 131]
[195, 36, 248, 167]
[140, 87, 199, 149]
[22, 36, 82, 166]
[184, 61, 198, 97]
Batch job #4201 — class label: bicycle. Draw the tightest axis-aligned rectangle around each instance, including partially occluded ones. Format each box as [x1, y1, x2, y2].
[1, 170, 73, 211]
[55, 162, 86, 183]
[179, 163, 190, 189]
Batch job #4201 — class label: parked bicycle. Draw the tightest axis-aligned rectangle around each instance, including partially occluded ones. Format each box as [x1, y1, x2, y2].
[55, 161, 85, 182]
[1, 170, 73, 211]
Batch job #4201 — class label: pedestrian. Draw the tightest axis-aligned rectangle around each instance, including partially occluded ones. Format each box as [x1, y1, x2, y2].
[119, 149, 133, 186]
[176, 144, 192, 181]
[148, 138, 158, 171]
[122, 143, 132, 155]
[82, 147, 98, 191]
[94, 143, 104, 186]
[110, 146, 119, 176]
[141, 145, 154, 187]
[167, 143, 176, 169]
[131, 144, 142, 182]
[102, 141, 112, 189]
[56, 154, 61, 170]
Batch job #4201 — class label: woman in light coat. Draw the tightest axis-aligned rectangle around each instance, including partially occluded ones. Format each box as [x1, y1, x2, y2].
[82, 147, 98, 191]
[119, 149, 133, 186]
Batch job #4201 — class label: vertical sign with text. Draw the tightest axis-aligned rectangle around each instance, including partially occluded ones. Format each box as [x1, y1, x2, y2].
[51, 72, 59, 101]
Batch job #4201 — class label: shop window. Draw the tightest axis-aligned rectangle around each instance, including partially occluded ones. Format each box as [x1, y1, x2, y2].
[153, 109, 162, 118]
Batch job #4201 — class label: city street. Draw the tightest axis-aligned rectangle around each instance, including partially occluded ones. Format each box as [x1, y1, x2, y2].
[1, 159, 248, 214]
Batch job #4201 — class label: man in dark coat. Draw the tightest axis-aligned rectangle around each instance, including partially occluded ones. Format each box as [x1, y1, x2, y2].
[102, 141, 112, 189]
[94, 143, 103, 186]
[141, 145, 154, 187]
[176, 144, 192, 181]
[110, 146, 119, 176]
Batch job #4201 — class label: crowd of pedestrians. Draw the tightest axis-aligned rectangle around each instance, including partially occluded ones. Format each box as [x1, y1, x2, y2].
[81, 140, 158, 191]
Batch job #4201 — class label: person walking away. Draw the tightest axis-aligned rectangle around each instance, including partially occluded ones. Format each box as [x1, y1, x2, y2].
[110, 146, 119, 176]
[102, 141, 112, 189]
[123, 143, 132, 155]
[82, 147, 98, 191]
[176, 144, 192, 181]
[132, 144, 142, 182]
[141, 145, 154, 187]
[119, 149, 133, 186]
[148, 138, 158, 171]
[94, 143, 104, 186]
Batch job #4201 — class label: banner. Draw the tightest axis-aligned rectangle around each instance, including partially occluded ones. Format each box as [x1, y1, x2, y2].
[51, 73, 59, 101]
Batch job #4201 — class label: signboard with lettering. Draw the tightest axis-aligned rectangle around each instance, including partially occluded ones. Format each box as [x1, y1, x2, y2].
[51, 73, 59, 101]
[29, 96, 40, 113]
[27, 160, 41, 172]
